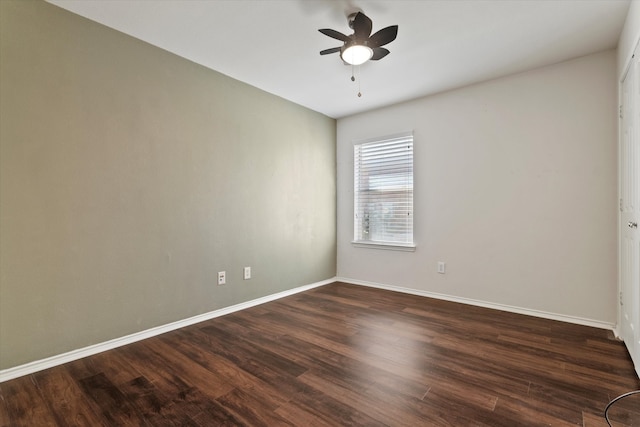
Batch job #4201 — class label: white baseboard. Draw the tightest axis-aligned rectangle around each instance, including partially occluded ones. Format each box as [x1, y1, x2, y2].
[0, 277, 336, 383]
[2, 276, 618, 383]
[336, 277, 617, 331]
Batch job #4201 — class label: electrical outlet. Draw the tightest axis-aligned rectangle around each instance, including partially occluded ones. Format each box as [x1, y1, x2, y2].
[437, 262, 446, 274]
[217, 271, 226, 285]
[243, 266, 251, 280]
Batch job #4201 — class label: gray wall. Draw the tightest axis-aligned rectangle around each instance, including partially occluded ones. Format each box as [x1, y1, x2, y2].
[0, 0, 336, 370]
[337, 50, 618, 325]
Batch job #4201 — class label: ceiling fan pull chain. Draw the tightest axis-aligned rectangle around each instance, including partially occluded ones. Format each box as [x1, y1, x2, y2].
[349, 64, 362, 97]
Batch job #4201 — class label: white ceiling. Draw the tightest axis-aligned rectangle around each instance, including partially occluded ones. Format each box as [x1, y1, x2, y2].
[48, 0, 630, 119]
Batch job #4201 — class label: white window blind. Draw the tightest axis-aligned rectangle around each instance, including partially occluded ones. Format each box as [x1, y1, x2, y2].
[354, 133, 414, 247]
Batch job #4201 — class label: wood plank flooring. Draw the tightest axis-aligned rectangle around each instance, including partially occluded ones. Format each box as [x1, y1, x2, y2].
[1, 282, 638, 426]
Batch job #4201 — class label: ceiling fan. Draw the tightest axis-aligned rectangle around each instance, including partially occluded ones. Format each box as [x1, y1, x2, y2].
[319, 11, 398, 66]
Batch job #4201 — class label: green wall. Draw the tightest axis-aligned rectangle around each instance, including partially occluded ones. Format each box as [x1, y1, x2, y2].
[0, 0, 336, 370]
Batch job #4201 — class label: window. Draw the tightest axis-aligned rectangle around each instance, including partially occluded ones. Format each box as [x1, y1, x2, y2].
[353, 132, 414, 250]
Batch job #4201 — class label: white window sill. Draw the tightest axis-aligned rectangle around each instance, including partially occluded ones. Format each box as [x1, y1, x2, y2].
[351, 241, 416, 252]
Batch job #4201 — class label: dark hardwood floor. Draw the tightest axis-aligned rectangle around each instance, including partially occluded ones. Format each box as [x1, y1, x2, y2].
[1, 282, 639, 426]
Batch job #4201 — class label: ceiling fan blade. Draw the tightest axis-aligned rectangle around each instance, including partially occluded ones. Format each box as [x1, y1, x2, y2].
[371, 47, 390, 60]
[368, 25, 398, 47]
[352, 12, 372, 40]
[320, 47, 341, 55]
[318, 28, 350, 42]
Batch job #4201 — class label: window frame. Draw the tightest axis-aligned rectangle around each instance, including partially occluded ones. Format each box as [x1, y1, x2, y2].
[352, 131, 416, 252]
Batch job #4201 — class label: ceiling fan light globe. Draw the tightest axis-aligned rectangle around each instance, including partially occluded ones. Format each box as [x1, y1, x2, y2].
[341, 44, 373, 65]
